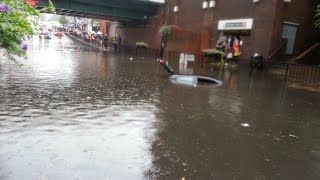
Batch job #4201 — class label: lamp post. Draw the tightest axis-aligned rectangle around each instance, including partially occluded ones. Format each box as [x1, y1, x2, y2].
[159, 0, 169, 59]
[159, 33, 166, 58]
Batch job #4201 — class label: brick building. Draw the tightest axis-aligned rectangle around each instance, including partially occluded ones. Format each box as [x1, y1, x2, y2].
[119, 0, 319, 60]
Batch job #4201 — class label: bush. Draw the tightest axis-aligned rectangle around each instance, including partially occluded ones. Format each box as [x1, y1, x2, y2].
[159, 25, 170, 36]
[136, 42, 148, 48]
[201, 48, 225, 57]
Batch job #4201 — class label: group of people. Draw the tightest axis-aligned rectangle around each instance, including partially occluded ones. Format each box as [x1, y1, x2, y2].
[87, 31, 105, 47]
[96, 33, 122, 52]
[74, 30, 98, 45]
[111, 34, 122, 53]
[74, 30, 122, 52]
[215, 34, 242, 60]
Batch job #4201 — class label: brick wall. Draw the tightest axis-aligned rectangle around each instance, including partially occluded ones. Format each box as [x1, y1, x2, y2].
[119, 0, 317, 59]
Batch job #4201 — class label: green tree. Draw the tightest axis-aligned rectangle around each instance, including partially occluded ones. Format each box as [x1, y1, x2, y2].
[59, 15, 68, 25]
[315, 4, 320, 28]
[0, 0, 54, 63]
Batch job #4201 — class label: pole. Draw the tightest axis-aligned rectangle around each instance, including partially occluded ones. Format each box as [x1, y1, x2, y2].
[74, 17, 77, 30]
[159, 35, 164, 58]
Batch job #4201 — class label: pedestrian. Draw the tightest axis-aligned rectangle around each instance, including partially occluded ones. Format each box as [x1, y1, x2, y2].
[117, 35, 122, 46]
[103, 34, 108, 48]
[97, 31, 103, 47]
[215, 39, 224, 51]
[117, 35, 122, 53]
[233, 36, 241, 57]
[86, 33, 90, 43]
[113, 34, 118, 54]
[90, 33, 96, 45]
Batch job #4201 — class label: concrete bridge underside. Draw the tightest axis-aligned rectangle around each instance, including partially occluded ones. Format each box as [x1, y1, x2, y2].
[36, 0, 163, 22]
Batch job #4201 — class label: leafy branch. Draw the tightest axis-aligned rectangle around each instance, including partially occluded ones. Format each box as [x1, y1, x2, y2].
[0, 0, 55, 63]
[315, 4, 320, 28]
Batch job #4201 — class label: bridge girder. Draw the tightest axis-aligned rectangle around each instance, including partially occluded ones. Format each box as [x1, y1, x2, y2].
[37, 0, 163, 21]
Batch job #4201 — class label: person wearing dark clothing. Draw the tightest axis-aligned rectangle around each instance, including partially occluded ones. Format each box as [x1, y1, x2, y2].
[103, 34, 108, 48]
[113, 35, 118, 54]
[117, 35, 122, 53]
[117, 35, 122, 46]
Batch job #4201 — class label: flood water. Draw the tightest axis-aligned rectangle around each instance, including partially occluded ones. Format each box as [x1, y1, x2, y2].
[1, 36, 320, 180]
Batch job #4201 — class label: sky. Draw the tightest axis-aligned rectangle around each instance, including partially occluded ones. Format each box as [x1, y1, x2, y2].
[148, 0, 165, 3]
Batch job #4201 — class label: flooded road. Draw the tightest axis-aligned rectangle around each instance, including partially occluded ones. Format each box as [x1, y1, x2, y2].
[1, 36, 320, 180]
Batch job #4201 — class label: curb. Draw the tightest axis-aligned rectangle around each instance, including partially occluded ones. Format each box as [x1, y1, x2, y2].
[65, 33, 107, 52]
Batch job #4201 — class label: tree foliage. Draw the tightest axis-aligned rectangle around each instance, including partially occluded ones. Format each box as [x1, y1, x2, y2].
[59, 15, 68, 25]
[0, 0, 54, 63]
[316, 4, 320, 28]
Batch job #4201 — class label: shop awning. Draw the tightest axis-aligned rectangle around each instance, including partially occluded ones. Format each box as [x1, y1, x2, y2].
[218, 18, 253, 30]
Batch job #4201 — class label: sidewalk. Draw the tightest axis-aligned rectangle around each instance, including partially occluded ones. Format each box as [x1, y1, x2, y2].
[65, 33, 107, 52]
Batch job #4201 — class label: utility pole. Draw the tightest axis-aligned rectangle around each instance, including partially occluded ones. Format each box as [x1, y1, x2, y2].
[159, 0, 169, 59]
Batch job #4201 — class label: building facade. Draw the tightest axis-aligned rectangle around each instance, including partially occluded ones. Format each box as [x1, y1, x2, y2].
[163, 0, 319, 59]
[121, 0, 319, 60]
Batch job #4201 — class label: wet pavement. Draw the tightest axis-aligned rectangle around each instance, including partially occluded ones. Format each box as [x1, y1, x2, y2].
[1, 36, 320, 180]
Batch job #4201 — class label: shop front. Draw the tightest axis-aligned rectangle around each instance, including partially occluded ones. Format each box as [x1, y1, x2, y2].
[216, 18, 253, 60]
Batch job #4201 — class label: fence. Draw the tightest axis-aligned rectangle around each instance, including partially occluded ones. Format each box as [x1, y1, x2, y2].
[68, 32, 160, 58]
[167, 51, 320, 87]
[287, 64, 320, 87]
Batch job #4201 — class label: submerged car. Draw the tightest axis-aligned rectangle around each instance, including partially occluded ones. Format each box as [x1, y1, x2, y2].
[158, 58, 222, 86]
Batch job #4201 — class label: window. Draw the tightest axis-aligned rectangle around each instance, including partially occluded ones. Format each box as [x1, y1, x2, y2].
[173, 0, 180, 13]
[173, 5, 179, 12]
[202, 1, 208, 9]
[209, 0, 215, 8]
[203, 0, 215, 9]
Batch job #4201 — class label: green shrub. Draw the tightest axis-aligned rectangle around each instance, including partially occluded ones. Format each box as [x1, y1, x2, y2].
[136, 42, 149, 48]
[201, 49, 225, 57]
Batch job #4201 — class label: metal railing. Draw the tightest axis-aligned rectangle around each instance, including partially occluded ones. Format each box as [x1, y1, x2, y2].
[296, 43, 320, 60]
[167, 51, 320, 87]
[267, 39, 287, 62]
[68, 32, 160, 58]
[287, 64, 320, 87]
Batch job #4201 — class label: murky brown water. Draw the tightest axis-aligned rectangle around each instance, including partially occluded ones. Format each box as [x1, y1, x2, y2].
[1, 36, 320, 180]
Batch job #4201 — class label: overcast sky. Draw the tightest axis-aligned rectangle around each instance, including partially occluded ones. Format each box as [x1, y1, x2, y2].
[148, 0, 165, 3]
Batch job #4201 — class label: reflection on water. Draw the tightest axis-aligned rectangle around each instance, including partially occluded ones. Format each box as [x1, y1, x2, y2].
[1, 36, 320, 180]
[0, 104, 157, 179]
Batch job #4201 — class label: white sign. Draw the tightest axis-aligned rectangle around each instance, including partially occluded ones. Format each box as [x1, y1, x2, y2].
[218, 18, 253, 30]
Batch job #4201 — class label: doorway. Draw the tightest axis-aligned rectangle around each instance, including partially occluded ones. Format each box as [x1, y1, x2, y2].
[282, 22, 298, 55]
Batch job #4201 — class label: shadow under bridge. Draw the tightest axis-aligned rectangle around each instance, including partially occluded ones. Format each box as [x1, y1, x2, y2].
[36, 0, 164, 22]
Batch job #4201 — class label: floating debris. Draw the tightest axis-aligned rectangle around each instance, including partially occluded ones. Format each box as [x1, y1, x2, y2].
[182, 162, 187, 166]
[289, 134, 299, 138]
[274, 137, 281, 141]
[241, 123, 250, 127]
